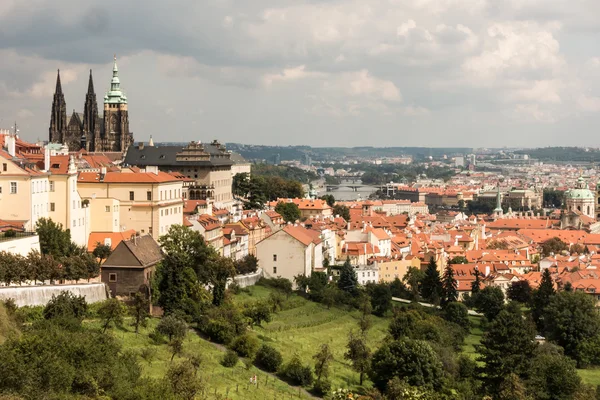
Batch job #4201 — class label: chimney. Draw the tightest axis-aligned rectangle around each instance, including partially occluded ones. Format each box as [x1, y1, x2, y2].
[138, 142, 144, 150]
[43, 146, 50, 172]
[364, 243, 367, 255]
[485, 265, 490, 277]
[6, 134, 15, 157]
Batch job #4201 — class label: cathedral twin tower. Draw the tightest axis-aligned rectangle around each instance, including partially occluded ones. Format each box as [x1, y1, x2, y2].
[49, 57, 133, 152]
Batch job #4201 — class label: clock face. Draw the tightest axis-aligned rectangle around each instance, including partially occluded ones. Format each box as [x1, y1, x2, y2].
[110, 115, 118, 132]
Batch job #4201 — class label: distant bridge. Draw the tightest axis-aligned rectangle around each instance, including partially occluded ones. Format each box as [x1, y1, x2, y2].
[325, 183, 383, 192]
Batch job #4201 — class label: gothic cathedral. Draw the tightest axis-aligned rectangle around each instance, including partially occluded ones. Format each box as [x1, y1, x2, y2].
[48, 56, 133, 152]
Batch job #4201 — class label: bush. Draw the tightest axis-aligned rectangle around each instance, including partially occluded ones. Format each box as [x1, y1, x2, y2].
[43, 291, 88, 322]
[231, 334, 260, 358]
[221, 350, 239, 367]
[202, 319, 236, 344]
[4, 229, 16, 238]
[281, 355, 314, 386]
[254, 344, 283, 372]
[441, 302, 470, 331]
[149, 330, 166, 345]
[156, 315, 187, 342]
[312, 379, 332, 396]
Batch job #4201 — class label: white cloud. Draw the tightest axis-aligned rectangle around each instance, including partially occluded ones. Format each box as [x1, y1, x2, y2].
[262, 65, 325, 86]
[577, 95, 600, 112]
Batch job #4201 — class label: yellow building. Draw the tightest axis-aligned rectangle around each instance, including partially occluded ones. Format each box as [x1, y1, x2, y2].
[77, 168, 183, 240]
[376, 256, 422, 283]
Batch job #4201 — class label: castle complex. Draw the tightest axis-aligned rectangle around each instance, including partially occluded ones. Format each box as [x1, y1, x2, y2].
[49, 56, 133, 152]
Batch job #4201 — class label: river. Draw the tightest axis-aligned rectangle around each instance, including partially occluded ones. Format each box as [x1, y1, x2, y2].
[314, 179, 380, 201]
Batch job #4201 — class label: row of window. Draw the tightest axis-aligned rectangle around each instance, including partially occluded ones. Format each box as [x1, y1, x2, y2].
[105, 205, 120, 212]
[160, 206, 181, 217]
[72, 218, 85, 228]
[158, 188, 182, 201]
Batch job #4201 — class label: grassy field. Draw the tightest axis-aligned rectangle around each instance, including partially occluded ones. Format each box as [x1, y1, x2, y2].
[234, 285, 390, 393]
[89, 317, 313, 400]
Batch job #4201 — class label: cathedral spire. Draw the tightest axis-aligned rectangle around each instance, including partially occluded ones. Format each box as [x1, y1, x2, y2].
[87, 69, 95, 95]
[55, 69, 63, 94]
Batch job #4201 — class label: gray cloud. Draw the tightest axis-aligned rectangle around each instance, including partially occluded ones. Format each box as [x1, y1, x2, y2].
[1, 0, 600, 147]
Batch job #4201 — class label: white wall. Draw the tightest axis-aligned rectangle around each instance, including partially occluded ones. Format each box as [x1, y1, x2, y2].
[30, 177, 50, 230]
[0, 234, 40, 256]
[257, 230, 312, 285]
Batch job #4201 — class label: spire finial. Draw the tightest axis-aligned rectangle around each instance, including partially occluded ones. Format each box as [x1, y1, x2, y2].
[87, 69, 95, 94]
[55, 69, 63, 94]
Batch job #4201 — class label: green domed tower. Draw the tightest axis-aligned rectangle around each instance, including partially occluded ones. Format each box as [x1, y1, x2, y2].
[565, 176, 595, 218]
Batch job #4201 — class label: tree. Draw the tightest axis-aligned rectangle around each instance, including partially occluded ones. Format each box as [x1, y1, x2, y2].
[420, 258, 442, 305]
[254, 344, 283, 372]
[35, 218, 71, 257]
[156, 315, 188, 342]
[281, 355, 314, 386]
[369, 338, 443, 392]
[313, 343, 334, 383]
[403, 267, 424, 301]
[570, 243, 588, 255]
[440, 265, 458, 307]
[235, 254, 259, 275]
[507, 280, 532, 304]
[474, 286, 505, 321]
[478, 305, 537, 394]
[26, 250, 58, 284]
[390, 277, 408, 298]
[320, 194, 335, 207]
[497, 374, 532, 400]
[207, 257, 236, 306]
[332, 204, 351, 221]
[130, 292, 150, 334]
[448, 256, 468, 264]
[471, 268, 482, 294]
[358, 293, 373, 334]
[338, 258, 358, 295]
[541, 237, 569, 257]
[81, 252, 100, 281]
[442, 302, 470, 331]
[156, 254, 198, 314]
[274, 202, 301, 223]
[543, 291, 600, 366]
[367, 282, 392, 317]
[98, 298, 127, 333]
[165, 360, 203, 400]
[531, 269, 556, 332]
[344, 331, 371, 385]
[527, 350, 582, 400]
[92, 242, 112, 264]
[61, 255, 86, 281]
[243, 301, 272, 327]
[43, 291, 88, 322]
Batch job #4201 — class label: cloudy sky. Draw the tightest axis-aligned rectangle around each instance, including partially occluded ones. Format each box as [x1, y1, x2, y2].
[1, 0, 600, 147]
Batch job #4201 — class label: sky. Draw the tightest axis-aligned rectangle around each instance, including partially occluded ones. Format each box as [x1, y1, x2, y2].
[1, 0, 600, 148]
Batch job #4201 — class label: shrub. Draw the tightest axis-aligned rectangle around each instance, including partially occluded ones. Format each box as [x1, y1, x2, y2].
[139, 346, 157, 365]
[43, 291, 88, 322]
[281, 355, 314, 386]
[4, 229, 16, 238]
[231, 334, 260, 358]
[202, 319, 236, 344]
[221, 350, 239, 368]
[149, 330, 166, 345]
[254, 344, 283, 372]
[441, 302, 470, 331]
[156, 315, 187, 342]
[312, 379, 332, 396]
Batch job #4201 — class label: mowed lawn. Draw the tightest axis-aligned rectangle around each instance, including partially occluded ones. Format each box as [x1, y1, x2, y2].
[87, 317, 311, 400]
[235, 285, 390, 392]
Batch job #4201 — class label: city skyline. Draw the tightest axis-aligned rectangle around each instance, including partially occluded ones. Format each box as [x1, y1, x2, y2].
[1, 0, 600, 147]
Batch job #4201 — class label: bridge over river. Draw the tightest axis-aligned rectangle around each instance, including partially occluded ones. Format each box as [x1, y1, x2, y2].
[316, 179, 382, 200]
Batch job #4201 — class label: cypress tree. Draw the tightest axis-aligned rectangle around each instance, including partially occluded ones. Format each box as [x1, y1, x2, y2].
[531, 268, 555, 331]
[441, 265, 458, 307]
[421, 258, 442, 305]
[338, 258, 358, 295]
[471, 268, 482, 294]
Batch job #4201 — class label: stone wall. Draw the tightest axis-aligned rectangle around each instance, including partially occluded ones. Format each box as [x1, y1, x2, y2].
[0, 283, 108, 307]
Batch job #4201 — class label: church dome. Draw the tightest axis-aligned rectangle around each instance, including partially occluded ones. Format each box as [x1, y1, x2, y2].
[566, 176, 594, 200]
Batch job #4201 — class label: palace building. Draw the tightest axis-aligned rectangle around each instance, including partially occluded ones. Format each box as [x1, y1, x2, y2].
[49, 56, 133, 153]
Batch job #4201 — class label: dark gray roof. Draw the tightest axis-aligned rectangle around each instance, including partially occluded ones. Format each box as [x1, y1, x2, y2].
[124, 144, 234, 167]
[103, 235, 163, 268]
[229, 152, 248, 164]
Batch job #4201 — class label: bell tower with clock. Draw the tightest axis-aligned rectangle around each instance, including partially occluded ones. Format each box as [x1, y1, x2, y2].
[97, 55, 133, 152]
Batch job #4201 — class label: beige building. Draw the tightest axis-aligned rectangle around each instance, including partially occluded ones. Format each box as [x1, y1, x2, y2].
[77, 168, 183, 240]
[256, 225, 322, 285]
[376, 257, 422, 283]
[0, 147, 50, 231]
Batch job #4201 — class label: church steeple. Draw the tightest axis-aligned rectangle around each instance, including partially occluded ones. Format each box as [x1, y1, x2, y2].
[49, 69, 68, 143]
[83, 69, 99, 151]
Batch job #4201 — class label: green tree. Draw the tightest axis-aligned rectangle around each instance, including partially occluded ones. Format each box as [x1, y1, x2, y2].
[420, 258, 442, 305]
[130, 292, 150, 334]
[235, 254, 259, 275]
[98, 298, 127, 333]
[471, 268, 482, 294]
[448, 256, 468, 264]
[165, 359, 203, 400]
[527, 349, 582, 400]
[474, 286, 505, 321]
[35, 218, 71, 257]
[541, 237, 569, 257]
[156, 254, 198, 314]
[403, 267, 424, 301]
[543, 291, 600, 366]
[338, 258, 358, 295]
[507, 280, 532, 304]
[369, 338, 443, 392]
[254, 344, 283, 372]
[332, 204, 351, 221]
[498, 373, 532, 400]
[320, 194, 335, 207]
[156, 315, 188, 342]
[478, 305, 537, 394]
[313, 343, 334, 383]
[440, 265, 458, 307]
[207, 257, 236, 306]
[43, 291, 88, 323]
[274, 201, 301, 223]
[92, 242, 112, 264]
[531, 269, 556, 332]
[344, 331, 371, 385]
[442, 302, 471, 331]
[367, 282, 392, 317]
[243, 301, 272, 327]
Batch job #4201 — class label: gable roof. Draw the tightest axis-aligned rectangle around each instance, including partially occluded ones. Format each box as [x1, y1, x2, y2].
[103, 235, 163, 268]
[124, 144, 234, 167]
